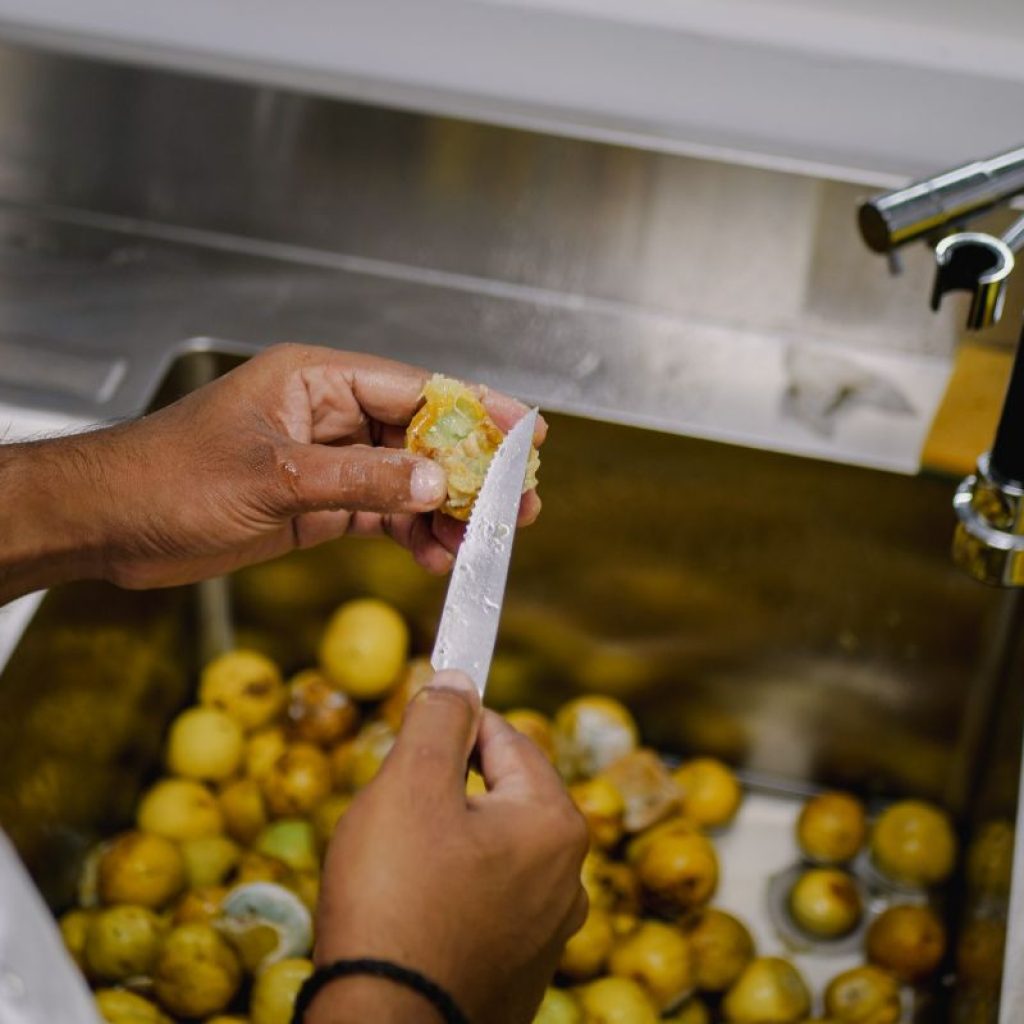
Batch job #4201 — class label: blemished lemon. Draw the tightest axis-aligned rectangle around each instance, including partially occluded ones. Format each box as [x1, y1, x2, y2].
[97, 831, 185, 909]
[199, 649, 286, 732]
[152, 923, 241, 1019]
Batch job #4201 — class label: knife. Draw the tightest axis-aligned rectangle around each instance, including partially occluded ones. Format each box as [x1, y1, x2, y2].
[431, 407, 539, 696]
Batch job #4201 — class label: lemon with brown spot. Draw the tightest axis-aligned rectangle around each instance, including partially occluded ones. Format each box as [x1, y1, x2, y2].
[153, 923, 241, 1019]
[261, 743, 332, 818]
[788, 868, 863, 940]
[285, 669, 359, 747]
[866, 905, 946, 983]
[172, 885, 228, 925]
[797, 792, 867, 865]
[635, 831, 719, 915]
[823, 965, 901, 1023]
[85, 905, 166, 982]
[200, 649, 286, 732]
[219, 777, 268, 845]
[97, 831, 185, 909]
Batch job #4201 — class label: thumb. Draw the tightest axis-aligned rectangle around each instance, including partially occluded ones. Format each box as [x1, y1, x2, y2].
[382, 670, 481, 798]
[275, 442, 447, 515]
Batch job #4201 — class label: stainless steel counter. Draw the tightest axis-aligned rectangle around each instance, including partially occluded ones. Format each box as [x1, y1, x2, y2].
[0, 204, 954, 471]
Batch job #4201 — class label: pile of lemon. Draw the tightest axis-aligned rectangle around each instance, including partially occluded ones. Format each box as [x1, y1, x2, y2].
[54, 595, 1004, 1024]
[60, 597, 413, 1024]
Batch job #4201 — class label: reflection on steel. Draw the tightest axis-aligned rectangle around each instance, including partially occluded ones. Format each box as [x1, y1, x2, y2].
[954, 335, 1024, 588]
[954, 455, 1024, 587]
[859, 145, 1024, 254]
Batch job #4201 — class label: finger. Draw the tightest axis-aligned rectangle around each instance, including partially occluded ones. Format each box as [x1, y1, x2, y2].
[347, 511, 454, 574]
[517, 490, 542, 527]
[346, 510, 391, 539]
[381, 671, 481, 798]
[275, 443, 447, 516]
[476, 708, 567, 801]
[431, 513, 466, 555]
[264, 345, 432, 433]
[292, 509, 355, 549]
[377, 424, 409, 450]
[410, 515, 456, 574]
[480, 389, 548, 447]
[257, 345, 546, 444]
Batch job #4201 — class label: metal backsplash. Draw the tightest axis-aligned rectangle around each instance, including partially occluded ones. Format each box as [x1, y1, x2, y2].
[0, 40, 961, 359]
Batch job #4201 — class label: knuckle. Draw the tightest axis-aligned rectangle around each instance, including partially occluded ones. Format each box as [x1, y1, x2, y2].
[254, 441, 307, 514]
[261, 341, 305, 364]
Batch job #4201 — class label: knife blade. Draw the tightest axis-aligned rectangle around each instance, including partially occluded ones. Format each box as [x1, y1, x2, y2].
[431, 407, 539, 696]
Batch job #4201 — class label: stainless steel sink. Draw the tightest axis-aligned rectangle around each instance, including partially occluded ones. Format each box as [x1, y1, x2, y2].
[1, 38, 1022, 1021]
[1, 349, 1021, 1020]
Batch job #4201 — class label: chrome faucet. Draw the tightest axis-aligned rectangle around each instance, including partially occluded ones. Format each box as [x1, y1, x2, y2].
[858, 145, 1024, 587]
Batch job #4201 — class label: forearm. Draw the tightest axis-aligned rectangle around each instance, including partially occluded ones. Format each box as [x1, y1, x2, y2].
[305, 975, 445, 1024]
[0, 434, 113, 605]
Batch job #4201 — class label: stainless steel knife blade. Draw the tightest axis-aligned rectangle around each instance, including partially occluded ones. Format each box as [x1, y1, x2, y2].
[430, 408, 539, 695]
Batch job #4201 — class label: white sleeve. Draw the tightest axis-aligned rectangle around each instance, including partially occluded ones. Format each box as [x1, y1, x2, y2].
[0, 831, 100, 1024]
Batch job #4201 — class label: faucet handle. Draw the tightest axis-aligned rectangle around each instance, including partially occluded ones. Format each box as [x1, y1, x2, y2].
[930, 214, 1024, 330]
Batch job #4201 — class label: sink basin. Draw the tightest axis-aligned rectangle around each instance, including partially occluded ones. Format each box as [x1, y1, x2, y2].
[1, 350, 1021, 1019]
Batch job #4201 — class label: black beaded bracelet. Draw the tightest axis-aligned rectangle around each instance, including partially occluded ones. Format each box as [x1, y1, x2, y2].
[291, 957, 471, 1024]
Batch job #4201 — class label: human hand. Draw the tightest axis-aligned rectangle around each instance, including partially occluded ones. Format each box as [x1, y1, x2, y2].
[0, 345, 545, 600]
[311, 671, 589, 1024]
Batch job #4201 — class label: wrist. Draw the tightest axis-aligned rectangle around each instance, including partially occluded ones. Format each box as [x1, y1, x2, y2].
[305, 973, 446, 1024]
[0, 434, 113, 603]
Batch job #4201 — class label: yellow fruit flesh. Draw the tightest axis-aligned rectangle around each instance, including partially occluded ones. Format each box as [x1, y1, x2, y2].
[406, 374, 539, 521]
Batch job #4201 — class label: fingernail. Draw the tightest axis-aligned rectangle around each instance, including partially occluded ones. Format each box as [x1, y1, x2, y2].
[430, 669, 478, 696]
[411, 461, 447, 505]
